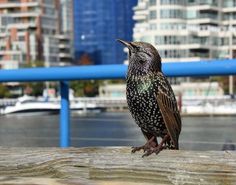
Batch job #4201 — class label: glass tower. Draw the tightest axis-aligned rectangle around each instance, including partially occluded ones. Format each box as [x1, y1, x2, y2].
[74, 0, 137, 65]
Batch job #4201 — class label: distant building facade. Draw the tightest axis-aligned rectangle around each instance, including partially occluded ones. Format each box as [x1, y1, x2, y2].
[99, 81, 224, 99]
[0, 0, 59, 69]
[74, 0, 137, 65]
[133, 0, 236, 62]
[172, 82, 224, 97]
[0, 0, 73, 69]
[99, 84, 126, 98]
[57, 0, 74, 65]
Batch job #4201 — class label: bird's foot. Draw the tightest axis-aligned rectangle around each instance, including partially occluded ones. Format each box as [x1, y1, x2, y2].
[131, 136, 157, 153]
[142, 134, 170, 157]
[142, 145, 166, 157]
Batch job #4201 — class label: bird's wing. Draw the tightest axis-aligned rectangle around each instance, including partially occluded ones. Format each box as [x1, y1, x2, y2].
[156, 75, 181, 149]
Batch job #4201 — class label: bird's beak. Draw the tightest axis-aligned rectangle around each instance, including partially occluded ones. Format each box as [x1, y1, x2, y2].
[117, 39, 132, 49]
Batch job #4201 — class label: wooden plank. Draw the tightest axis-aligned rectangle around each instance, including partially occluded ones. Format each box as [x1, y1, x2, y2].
[0, 147, 235, 185]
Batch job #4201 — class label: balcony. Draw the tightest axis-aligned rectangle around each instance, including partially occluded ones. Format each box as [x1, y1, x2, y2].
[0, 2, 39, 9]
[9, 12, 39, 18]
[59, 53, 72, 58]
[7, 23, 36, 30]
[223, 6, 236, 13]
[133, 14, 147, 21]
[0, 50, 21, 55]
[133, 2, 147, 11]
[59, 44, 70, 49]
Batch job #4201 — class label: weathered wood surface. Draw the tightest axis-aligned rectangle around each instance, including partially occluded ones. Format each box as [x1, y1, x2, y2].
[0, 147, 235, 185]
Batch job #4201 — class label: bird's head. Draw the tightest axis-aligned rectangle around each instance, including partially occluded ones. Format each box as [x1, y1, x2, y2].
[117, 39, 162, 75]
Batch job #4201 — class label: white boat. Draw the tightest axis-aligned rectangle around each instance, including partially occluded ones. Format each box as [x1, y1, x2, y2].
[182, 101, 236, 116]
[0, 96, 59, 115]
[0, 95, 104, 115]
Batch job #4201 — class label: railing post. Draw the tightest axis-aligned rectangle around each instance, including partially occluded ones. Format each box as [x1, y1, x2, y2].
[60, 81, 70, 147]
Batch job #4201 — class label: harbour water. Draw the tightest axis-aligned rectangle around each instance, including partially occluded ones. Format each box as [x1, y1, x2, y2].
[0, 112, 235, 151]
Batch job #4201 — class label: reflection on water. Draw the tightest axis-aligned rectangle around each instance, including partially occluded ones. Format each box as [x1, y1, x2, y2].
[0, 112, 236, 150]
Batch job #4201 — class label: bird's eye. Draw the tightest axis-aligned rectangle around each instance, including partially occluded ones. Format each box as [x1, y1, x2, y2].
[140, 49, 151, 57]
[135, 46, 142, 53]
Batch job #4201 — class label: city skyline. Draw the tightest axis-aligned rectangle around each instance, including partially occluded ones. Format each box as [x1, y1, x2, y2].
[0, 0, 236, 69]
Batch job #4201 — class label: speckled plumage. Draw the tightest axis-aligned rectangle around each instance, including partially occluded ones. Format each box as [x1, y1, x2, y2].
[127, 73, 167, 138]
[117, 39, 181, 157]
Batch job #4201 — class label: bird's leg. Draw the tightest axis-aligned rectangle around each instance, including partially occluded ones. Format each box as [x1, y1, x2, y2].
[142, 134, 170, 157]
[131, 136, 157, 153]
[131, 130, 158, 153]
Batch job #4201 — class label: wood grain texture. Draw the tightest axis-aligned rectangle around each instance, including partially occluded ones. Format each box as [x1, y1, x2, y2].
[0, 147, 235, 185]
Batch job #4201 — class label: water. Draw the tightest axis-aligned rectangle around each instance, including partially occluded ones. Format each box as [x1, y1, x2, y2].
[0, 112, 236, 150]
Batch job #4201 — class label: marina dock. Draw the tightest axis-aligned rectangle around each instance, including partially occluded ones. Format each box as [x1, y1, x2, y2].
[0, 147, 236, 185]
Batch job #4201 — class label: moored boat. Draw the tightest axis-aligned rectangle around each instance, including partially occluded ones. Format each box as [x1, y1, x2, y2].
[0, 95, 104, 115]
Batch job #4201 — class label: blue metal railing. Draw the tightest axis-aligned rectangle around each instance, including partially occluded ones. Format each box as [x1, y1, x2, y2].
[0, 59, 236, 147]
[60, 81, 70, 147]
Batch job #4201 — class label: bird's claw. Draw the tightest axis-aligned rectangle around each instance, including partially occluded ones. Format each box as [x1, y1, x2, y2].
[142, 146, 163, 157]
[131, 144, 153, 154]
[142, 149, 153, 157]
[131, 136, 157, 154]
[131, 146, 140, 153]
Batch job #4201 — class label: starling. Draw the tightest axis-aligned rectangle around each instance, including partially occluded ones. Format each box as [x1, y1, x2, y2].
[117, 39, 181, 157]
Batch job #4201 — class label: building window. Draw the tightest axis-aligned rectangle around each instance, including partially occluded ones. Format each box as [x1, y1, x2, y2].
[149, 23, 157, 30]
[159, 49, 187, 59]
[44, 0, 53, 5]
[211, 37, 218, 45]
[149, 10, 157, 20]
[188, 0, 195, 3]
[220, 38, 229, 46]
[149, 0, 156, 6]
[161, 0, 186, 5]
[223, 12, 236, 21]
[12, 55, 19, 61]
[223, 0, 236, 7]
[18, 36, 25, 41]
[155, 36, 185, 45]
[199, 12, 218, 19]
[199, 0, 217, 6]
[160, 9, 185, 19]
[187, 10, 197, 19]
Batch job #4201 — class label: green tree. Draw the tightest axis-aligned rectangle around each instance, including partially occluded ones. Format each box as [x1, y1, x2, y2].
[70, 80, 100, 97]
[70, 81, 84, 97]
[71, 53, 99, 97]
[0, 84, 11, 98]
[22, 60, 44, 68]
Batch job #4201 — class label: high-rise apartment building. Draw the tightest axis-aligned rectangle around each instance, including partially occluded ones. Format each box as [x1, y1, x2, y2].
[57, 0, 74, 65]
[0, 0, 73, 69]
[74, 0, 137, 65]
[133, 0, 236, 62]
